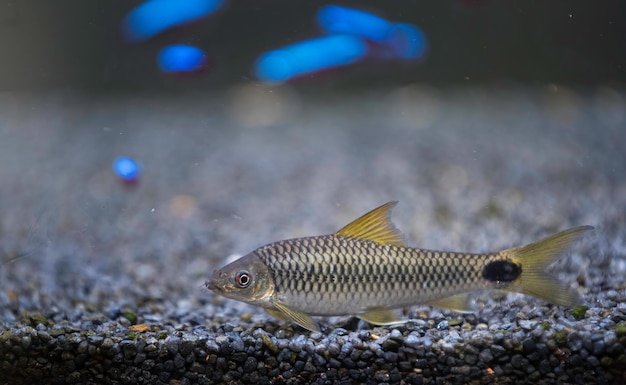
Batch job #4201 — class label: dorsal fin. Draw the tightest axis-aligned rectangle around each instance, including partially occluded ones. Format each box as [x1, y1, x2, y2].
[335, 201, 405, 246]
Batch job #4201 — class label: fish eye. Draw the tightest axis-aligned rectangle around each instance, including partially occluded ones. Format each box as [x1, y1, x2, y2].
[235, 271, 252, 288]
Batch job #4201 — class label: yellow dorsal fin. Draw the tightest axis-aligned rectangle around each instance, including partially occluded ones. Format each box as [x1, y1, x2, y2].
[335, 201, 405, 246]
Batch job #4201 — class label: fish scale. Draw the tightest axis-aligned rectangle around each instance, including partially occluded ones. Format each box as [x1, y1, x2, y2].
[254, 235, 502, 316]
[206, 201, 593, 332]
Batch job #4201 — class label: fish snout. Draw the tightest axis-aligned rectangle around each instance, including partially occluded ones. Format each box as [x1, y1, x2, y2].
[205, 275, 222, 292]
[205, 269, 227, 292]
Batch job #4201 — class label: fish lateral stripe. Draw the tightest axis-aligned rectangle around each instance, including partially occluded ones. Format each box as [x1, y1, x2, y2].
[481, 260, 522, 283]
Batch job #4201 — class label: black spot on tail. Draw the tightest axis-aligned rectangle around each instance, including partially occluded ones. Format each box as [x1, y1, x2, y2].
[482, 260, 521, 282]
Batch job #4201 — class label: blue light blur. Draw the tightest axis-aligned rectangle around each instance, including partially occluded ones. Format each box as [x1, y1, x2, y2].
[316, 5, 396, 42]
[384, 23, 428, 60]
[122, 0, 223, 43]
[158, 45, 207, 72]
[255, 35, 368, 83]
[113, 157, 141, 181]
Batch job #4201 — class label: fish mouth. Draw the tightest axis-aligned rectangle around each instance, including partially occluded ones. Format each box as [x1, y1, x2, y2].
[205, 269, 221, 292]
[205, 279, 218, 292]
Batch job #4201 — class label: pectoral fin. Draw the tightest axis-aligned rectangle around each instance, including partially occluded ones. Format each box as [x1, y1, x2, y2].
[429, 293, 474, 313]
[272, 303, 320, 332]
[358, 307, 404, 325]
[265, 308, 290, 321]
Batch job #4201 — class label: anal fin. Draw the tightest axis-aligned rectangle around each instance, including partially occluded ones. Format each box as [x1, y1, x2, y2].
[429, 293, 474, 313]
[272, 302, 320, 332]
[358, 307, 405, 325]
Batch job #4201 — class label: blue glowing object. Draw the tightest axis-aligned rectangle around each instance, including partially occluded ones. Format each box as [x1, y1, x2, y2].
[316, 5, 396, 42]
[113, 157, 141, 181]
[386, 23, 428, 60]
[255, 35, 367, 83]
[122, 0, 223, 43]
[158, 45, 207, 72]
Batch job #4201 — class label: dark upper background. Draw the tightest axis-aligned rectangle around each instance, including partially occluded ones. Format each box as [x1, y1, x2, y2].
[1, 0, 625, 92]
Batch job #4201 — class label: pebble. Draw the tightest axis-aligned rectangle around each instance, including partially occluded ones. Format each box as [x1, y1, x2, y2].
[404, 333, 421, 349]
[479, 348, 493, 363]
[522, 338, 536, 353]
[0, 270, 623, 384]
[519, 320, 537, 331]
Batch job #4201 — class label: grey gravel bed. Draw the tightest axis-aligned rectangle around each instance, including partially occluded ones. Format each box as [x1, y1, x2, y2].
[0, 86, 625, 384]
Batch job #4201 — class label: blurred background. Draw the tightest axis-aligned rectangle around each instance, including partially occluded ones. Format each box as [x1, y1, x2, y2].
[0, 0, 624, 91]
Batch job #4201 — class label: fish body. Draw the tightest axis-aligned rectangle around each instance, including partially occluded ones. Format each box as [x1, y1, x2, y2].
[206, 202, 592, 332]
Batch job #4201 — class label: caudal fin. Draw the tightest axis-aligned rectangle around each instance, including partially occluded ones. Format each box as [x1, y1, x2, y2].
[504, 226, 593, 307]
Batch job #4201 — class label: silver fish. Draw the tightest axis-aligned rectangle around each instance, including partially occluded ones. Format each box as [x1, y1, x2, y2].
[206, 201, 592, 332]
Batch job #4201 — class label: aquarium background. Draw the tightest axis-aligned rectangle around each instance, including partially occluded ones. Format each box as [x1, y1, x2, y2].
[0, 0, 624, 90]
[1, 1, 625, 384]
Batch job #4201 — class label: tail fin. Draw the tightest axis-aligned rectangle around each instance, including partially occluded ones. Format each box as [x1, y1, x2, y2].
[505, 226, 593, 307]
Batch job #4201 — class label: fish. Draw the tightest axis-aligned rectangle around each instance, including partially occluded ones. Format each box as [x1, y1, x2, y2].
[205, 201, 593, 332]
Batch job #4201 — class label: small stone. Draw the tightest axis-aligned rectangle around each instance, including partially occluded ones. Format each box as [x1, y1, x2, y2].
[523, 338, 536, 353]
[440, 341, 456, 354]
[330, 328, 348, 336]
[374, 370, 390, 382]
[384, 351, 398, 363]
[309, 332, 324, 341]
[343, 357, 356, 368]
[173, 353, 185, 369]
[327, 342, 340, 356]
[381, 338, 400, 352]
[464, 353, 477, 365]
[232, 351, 248, 364]
[592, 340, 605, 355]
[490, 344, 505, 358]
[538, 359, 551, 374]
[405, 333, 421, 349]
[313, 353, 326, 366]
[49, 328, 65, 337]
[587, 355, 600, 368]
[289, 335, 306, 353]
[519, 320, 537, 331]
[260, 334, 278, 354]
[179, 340, 194, 356]
[134, 353, 146, 364]
[329, 358, 342, 368]
[120, 340, 137, 358]
[165, 336, 180, 355]
[77, 340, 89, 354]
[294, 359, 305, 371]
[101, 338, 114, 349]
[243, 356, 257, 372]
[568, 332, 583, 351]
[390, 329, 403, 340]
[205, 340, 219, 354]
[389, 368, 402, 382]
[451, 365, 471, 375]
[226, 332, 244, 351]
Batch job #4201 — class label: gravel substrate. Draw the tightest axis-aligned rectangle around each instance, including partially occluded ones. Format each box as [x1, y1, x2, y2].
[0, 86, 625, 384]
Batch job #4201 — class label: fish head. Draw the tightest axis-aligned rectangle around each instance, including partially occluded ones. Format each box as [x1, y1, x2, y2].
[205, 252, 274, 306]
